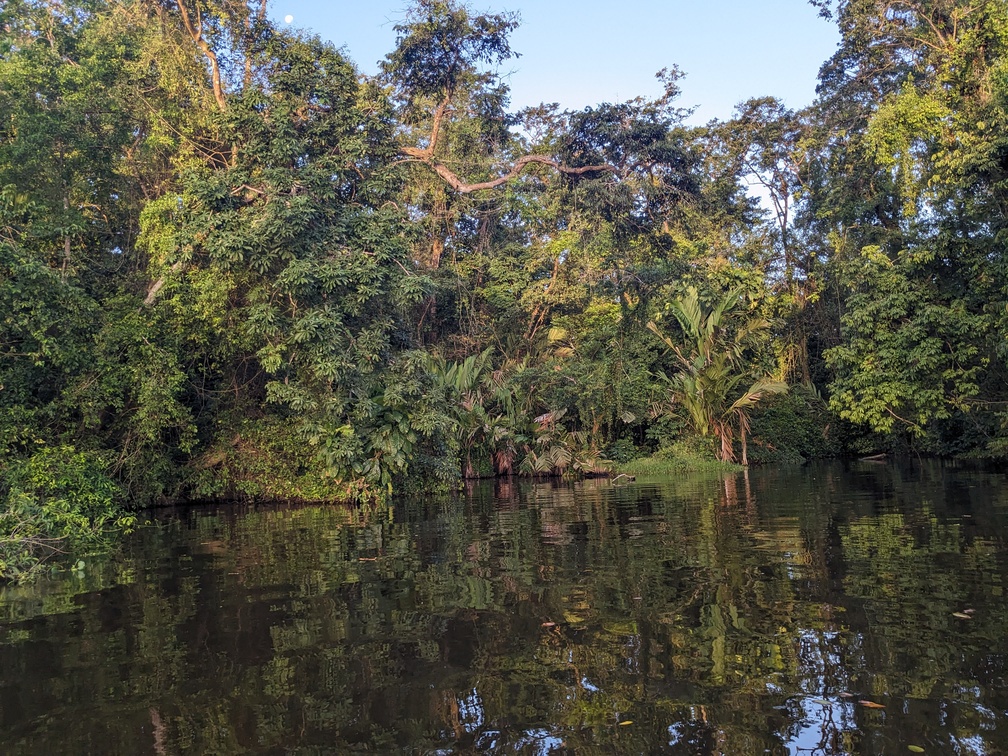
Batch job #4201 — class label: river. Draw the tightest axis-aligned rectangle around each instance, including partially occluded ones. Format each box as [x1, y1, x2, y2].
[1, 460, 1006, 754]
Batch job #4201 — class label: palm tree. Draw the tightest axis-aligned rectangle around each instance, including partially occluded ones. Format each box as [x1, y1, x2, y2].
[648, 287, 787, 464]
[430, 349, 498, 477]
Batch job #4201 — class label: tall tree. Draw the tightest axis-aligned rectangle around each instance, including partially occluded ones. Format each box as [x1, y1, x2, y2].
[138, 23, 446, 500]
[806, 0, 1008, 449]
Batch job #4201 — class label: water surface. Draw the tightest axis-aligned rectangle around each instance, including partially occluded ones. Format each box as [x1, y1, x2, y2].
[1, 461, 1007, 754]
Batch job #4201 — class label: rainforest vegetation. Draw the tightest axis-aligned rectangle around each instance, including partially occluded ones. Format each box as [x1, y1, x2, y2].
[1, 0, 1007, 576]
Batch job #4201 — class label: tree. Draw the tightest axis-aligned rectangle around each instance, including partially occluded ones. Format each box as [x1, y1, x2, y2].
[806, 0, 1008, 449]
[383, 0, 619, 199]
[0, 0, 192, 498]
[138, 24, 447, 500]
[648, 287, 787, 463]
[824, 246, 986, 435]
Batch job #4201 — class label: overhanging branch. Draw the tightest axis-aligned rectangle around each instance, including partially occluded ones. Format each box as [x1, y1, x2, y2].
[402, 90, 618, 193]
[401, 149, 619, 193]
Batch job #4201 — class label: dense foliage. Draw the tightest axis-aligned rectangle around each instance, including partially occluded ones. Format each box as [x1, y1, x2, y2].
[2, 0, 1007, 575]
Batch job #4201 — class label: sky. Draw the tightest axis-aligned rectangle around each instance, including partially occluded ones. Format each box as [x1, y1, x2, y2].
[271, 1, 840, 125]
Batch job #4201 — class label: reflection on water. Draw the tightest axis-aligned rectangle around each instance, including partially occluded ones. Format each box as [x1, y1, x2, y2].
[1, 461, 1007, 754]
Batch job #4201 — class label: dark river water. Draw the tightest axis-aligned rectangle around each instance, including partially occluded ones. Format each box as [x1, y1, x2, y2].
[1, 460, 1007, 754]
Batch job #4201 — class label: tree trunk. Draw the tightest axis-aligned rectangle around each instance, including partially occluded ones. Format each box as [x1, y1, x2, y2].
[62, 194, 71, 278]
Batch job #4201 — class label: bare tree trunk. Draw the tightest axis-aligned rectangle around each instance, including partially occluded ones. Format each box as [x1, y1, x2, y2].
[430, 234, 444, 269]
[176, 0, 227, 112]
[62, 194, 71, 279]
[242, 0, 268, 87]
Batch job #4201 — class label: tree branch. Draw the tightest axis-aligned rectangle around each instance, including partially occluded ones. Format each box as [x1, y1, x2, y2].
[143, 261, 183, 307]
[421, 95, 452, 158]
[401, 150, 618, 194]
[176, 0, 227, 112]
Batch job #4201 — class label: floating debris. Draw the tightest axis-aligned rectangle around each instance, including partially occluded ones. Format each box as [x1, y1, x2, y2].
[859, 700, 885, 709]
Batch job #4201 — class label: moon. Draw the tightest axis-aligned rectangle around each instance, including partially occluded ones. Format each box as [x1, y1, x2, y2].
[284, 14, 293, 23]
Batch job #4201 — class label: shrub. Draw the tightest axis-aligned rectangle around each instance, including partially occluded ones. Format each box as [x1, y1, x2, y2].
[746, 386, 838, 465]
[0, 446, 135, 581]
[606, 438, 640, 464]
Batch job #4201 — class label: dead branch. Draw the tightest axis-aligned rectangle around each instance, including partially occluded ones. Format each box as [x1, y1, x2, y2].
[403, 90, 617, 194]
[143, 261, 184, 307]
[402, 150, 618, 194]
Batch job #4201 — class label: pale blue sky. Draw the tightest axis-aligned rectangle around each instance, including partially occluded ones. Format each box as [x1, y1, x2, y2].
[272, 1, 839, 125]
